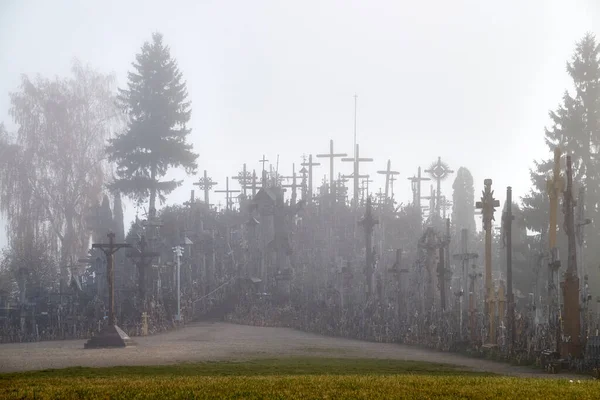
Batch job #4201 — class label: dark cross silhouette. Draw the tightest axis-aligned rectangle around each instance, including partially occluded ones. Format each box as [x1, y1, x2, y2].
[233, 163, 252, 198]
[317, 140, 347, 204]
[360, 197, 378, 297]
[342, 144, 373, 207]
[194, 170, 218, 205]
[215, 177, 241, 212]
[281, 164, 299, 206]
[301, 154, 320, 203]
[91, 232, 131, 327]
[407, 166, 431, 215]
[127, 235, 159, 310]
[377, 159, 400, 204]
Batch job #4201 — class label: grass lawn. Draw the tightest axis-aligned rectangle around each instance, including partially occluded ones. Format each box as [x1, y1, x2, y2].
[0, 357, 596, 399]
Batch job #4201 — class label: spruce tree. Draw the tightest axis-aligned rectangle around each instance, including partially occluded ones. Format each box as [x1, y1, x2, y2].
[107, 32, 198, 218]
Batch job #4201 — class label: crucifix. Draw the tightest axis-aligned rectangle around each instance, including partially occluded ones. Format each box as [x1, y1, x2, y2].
[194, 170, 218, 205]
[301, 154, 320, 203]
[127, 235, 159, 311]
[407, 167, 431, 216]
[425, 157, 454, 218]
[452, 228, 479, 339]
[342, 144, 373, 207]
[377, 160, 400, 205]
[233, 163, 252, 198]
[215, 177, 241, 212]
[281, 164, 299, 206]
[85, 232, 132, 348]
[360, 196, 378, 298]
[476, 178, 500, 344]
[317, 140, 347, 205]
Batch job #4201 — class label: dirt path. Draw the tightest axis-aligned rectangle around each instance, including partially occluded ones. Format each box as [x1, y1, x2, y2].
[0, 322, 585, 379]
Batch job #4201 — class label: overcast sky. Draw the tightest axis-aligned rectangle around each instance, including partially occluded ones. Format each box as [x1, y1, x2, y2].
[0, 0, 598, 248]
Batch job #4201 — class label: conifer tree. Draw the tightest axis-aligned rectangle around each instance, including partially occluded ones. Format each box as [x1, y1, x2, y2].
[107, 33, 198, 218]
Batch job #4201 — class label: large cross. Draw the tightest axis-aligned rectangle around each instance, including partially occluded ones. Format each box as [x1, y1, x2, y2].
[91, 232, 131, 327]
[233, 163, 252, 198]
[215, 177, 241, 212]
[377, 160, 400, 204]
[317, 140, 347, 204]
[475, 178, 499, 344]
[300, 154, 320, 203]
[126, 235, 159, 310]
[259, 155, 269, 175]
[193, 170, 218, 205]
[407, 166, 431, 214]
[342, 144, 373, 207]
[281, 164, 299, 205]
[425, 157, 454, 218]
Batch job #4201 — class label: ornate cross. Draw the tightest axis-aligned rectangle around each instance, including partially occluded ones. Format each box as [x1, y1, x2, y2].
[425, 157, 454, 218]
[193, 170, 218, 205]
[233, 163, 252, 198]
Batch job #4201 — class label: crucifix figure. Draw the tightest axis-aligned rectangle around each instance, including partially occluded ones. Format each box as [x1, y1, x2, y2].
[215, 177, 241, 211]
[233, 163, 252, 198]
[85, 232, 133, 348]
[425, 157, 454, 218]
[301, 154, 320, 203]
[377, 160, 400, 205]
[317, 140, 347, 205]
[360, 196, 378, 298]
[194, 170, 218, 205]
[408, 167, 431, 217]
[476, 178, 500, 344]
[127, 235, 159, 311]
[342, 144, 373, 207]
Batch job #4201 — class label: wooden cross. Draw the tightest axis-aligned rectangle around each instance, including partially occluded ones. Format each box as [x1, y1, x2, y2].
[342, 144, 373, 207]
[281, 164, 299, 206]
[193, 170, 218, 205]
[377, 160, 400, 204]
[126, 235, 159, 309]
[360, 176, 372, 206]
[301, 154, 321, 203]
[317, 140, 347, 204]
[92, 232, 132, 327]
[389, 174, 397, 203]
[259, 155, 269, 174]
[215, 177, 241, 212]
[233, 163, 252, 198]
[407, 166, 431, 212]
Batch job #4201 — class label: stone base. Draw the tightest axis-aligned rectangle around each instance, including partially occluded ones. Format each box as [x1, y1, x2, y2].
[84, 325, 136, 349]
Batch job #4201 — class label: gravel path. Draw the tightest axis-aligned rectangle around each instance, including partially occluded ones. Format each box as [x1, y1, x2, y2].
[0, 322, 584, 379]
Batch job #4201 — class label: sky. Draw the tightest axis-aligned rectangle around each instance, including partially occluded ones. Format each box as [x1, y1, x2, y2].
[0, 0, 598, 249]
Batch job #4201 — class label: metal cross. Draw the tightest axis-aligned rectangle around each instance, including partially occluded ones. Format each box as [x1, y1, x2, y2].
[193, 170, 218, 205]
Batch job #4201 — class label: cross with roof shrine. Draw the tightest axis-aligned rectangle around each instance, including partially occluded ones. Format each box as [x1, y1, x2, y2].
[194, 170, 218, 205]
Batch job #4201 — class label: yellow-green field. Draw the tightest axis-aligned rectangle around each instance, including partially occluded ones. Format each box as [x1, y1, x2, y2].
[0, 358, 596, 399]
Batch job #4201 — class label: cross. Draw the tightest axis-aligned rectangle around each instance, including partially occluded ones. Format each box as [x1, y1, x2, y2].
[421, 185, 436, 219]
[193, 170, 218, 205]
[91, 232, 132, 327]
[377, 160, 400, 204]
[126, 235, 160, 309]
[334, 173, 349, 203]
[281, 164, 299, 206]
[389, 174, 397, 203]
[452, 228, 479, 337]
[425, 157, 454, 218]
[215, 177, 241, 212]
[407, 166, 431, 214]
[301, 154, 321, 203]
[317, 140, 347, 204]
[342, 144, 373, 207]
[232, 163, 252, 198]
[360, 176, 372, 206]
[259, 155, 269, 175]
[440, 195, 452, 219]
[250, 170, 258, 197]
[360, 197, 379, 297]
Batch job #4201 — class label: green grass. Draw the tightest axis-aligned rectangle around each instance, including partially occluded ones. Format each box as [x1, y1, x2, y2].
[0, 358, 596, 399]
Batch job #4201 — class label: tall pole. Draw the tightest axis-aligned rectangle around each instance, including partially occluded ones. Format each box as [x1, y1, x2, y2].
[173, 246, 183, 322]
[504, 186, 515, 351]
